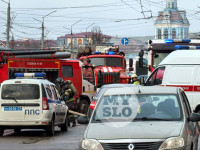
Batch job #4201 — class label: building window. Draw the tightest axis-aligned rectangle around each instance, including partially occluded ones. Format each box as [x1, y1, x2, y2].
[168, 2, 170, 8]
[185, 29, 188, 39]
[181, 28, 183, 39]
[172, 29, 176, 39]
[164, 29, 168, 39]
[158, 29, 162, 39]
[78, 38, 82, 45]
[172, 2, 174, 8]
[62, 65, 73, 77]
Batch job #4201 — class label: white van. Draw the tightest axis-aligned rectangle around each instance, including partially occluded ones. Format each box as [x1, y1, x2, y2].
[145, 50, 200, 112]
[0, 73, 68, 136]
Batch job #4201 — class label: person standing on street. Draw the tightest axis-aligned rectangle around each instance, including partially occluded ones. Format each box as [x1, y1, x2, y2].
[56, 78, 77, 127]
[131, 74, 140, 85]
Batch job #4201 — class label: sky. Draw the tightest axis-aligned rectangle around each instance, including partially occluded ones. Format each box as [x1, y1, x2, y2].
[0, 0, 200, 40]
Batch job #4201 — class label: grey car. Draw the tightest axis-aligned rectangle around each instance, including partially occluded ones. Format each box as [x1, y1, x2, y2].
[79, 86, 200, 150]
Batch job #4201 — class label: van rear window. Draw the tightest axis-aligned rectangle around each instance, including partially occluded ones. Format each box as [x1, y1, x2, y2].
[1, 84, 40, 100]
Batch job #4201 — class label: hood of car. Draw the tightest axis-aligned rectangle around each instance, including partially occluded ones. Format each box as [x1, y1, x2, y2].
[86, 121, 183, 140]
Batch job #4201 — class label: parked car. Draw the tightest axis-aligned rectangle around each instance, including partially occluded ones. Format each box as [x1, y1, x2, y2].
[0, 73, 68, 136]
[79, 86, 200, 150]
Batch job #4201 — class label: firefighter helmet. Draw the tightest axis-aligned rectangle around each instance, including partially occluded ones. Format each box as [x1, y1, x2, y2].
[56, 78, 64, 84]
[131, 74, 137, 78]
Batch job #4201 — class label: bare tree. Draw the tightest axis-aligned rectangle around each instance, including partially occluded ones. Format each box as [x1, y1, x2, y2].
[91, 26, 111, 46]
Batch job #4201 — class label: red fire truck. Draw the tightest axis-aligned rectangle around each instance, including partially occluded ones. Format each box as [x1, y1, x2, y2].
[79, 51, 130, 88]
[0, 49, 96, 114]
[146, 39, 200, 75]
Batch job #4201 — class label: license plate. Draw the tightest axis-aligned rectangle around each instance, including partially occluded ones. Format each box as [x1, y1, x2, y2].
[4, 107, 22, 111]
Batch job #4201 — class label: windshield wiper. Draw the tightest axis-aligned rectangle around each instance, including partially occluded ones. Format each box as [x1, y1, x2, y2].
[5, 97, 18, 103]
[134, 117, 171, 121]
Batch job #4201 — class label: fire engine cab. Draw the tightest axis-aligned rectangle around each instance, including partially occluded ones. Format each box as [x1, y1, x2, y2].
[79, 50, 130, 89]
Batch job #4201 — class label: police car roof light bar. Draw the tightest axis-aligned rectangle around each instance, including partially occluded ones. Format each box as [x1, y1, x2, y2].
[174, 45, 200, 50]
[165, 39, 191, 44]
[14, 73, 46, 78]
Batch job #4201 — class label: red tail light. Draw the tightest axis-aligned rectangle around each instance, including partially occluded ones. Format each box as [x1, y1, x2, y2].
[42, 97, 49, 110]
[89, 101, 96, 110]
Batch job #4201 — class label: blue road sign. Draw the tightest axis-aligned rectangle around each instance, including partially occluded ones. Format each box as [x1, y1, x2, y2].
[121, 38, 129, 45]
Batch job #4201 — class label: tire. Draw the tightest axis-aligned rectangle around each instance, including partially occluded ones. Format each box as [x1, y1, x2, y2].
[0, 128, 4, 136]
[46, 117, 55, 136]
[79, 99, 89, 114]
[60, 116, 68, 132]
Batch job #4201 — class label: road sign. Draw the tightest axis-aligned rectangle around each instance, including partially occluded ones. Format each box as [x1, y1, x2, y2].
[121, 38, 129, 45]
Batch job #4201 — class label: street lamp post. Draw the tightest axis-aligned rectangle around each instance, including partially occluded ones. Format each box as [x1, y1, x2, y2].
[86, 23, 95, 46]
[70, 19, 82, 50]
[33, 11, 56, 49]
[70, 19, 82, 58]
[1, 0, 10, 49]
[63, 27, 70, 49]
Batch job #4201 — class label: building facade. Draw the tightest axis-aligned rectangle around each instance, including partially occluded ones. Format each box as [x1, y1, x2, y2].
[155, 0, 190, 40]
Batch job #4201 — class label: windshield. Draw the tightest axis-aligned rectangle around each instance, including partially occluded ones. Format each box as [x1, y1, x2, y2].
[153, 52, 170, 68]
[2, 84, 40, 100]
[92, 94, 182, 122]
[90, 58, 105, 66]
[106, 57, 122, 67]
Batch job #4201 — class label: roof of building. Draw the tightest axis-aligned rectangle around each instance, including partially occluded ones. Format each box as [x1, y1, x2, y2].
[160, 50, 200, 65]
[155, 11, 189, 24]
[58, 32, 112, 39]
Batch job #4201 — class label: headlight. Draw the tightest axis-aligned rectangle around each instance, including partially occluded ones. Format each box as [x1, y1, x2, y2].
[159, 137, 184, 150]
[81, 139, 104, 150]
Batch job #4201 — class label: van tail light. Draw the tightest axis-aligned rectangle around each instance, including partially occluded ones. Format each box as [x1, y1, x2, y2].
[89, 101, 96, 110]
[42, 97, 49, 110]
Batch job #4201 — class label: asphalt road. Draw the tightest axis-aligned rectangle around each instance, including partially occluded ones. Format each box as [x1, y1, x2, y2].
[1, 124, 200, 150]
[0, 124, 87, 150]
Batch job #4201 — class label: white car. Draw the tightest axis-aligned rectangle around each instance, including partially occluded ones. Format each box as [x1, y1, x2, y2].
[0, 73, 68, 136]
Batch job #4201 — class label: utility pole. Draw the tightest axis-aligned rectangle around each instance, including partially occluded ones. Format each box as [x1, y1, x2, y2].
[70, 19, 83, 58]
[1, 0, 10, 49]
[33, 10, 56, 49]
[86, 23, 95, 46]
[41, 21, 44, 49]
[7, 0, 10, 49]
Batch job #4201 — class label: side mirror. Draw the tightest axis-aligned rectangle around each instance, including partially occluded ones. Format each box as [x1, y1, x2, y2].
[139, 57, 143, 68]
[77, 116, 89, 124]
[129, 58, 133, 68]
[188, 113, 200, 122]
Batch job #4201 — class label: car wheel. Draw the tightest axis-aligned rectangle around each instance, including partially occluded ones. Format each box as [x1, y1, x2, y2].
[46, 117, 55, 136]
[0, 128, 4, 136]
[60, 116, 68, 132]
[79, 99, 89, 114]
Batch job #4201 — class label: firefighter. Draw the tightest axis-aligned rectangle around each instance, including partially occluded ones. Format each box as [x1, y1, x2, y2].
[56, 78, 76, 127]
[83, 59, 94, 83]
[131, 74, 140, 85]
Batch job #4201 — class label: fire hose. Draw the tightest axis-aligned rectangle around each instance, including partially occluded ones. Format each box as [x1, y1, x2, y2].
[68, 110, 86, 116]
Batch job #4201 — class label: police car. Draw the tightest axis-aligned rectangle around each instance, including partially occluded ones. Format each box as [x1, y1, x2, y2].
[0, 73, 68, 136]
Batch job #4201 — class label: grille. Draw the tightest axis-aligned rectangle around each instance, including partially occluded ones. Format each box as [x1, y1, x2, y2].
[101, 142, 163, 150]
[98, 72, 120, 86]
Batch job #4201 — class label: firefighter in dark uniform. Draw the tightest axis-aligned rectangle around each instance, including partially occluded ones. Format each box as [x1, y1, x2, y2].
[56, 78, 76, 127]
